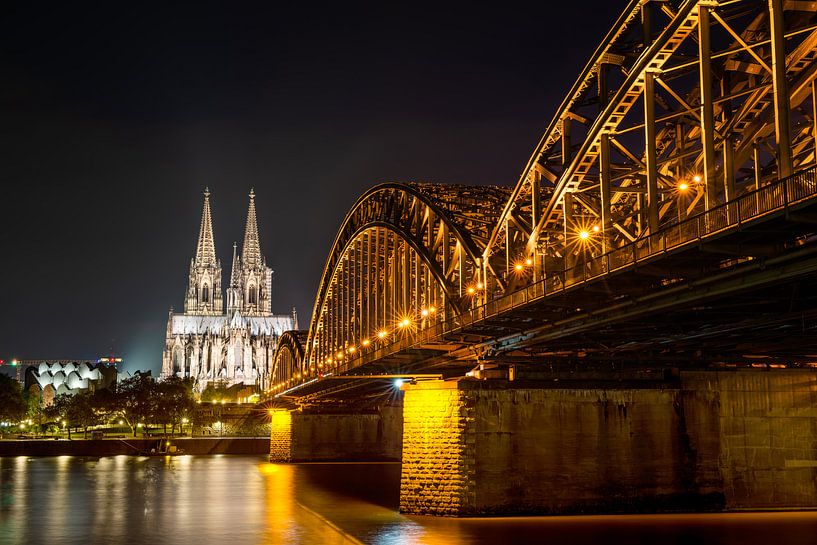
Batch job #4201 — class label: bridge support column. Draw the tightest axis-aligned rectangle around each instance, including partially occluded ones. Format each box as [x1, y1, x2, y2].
[269, 403, 403, 463]
[400, 370, 817, 516]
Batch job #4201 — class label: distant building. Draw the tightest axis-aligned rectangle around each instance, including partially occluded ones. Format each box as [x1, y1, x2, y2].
[21, 360, 118, 405]
[162, 189, 296, 392]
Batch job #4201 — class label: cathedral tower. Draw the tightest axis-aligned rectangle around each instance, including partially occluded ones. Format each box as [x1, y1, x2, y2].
[184, 188, 223, 315]
[228, 189, 273, 316]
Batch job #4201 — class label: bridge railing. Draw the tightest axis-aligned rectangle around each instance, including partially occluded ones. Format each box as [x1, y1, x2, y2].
[339, 165, 817, 373]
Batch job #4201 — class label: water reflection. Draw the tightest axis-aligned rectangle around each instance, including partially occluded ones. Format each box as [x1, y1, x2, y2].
[1, 456, 816, 545]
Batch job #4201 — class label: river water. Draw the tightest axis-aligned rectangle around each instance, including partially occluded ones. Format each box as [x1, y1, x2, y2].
[1, 455, 817, 545]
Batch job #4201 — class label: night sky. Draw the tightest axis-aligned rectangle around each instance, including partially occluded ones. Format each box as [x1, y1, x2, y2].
[0, 2, 621, 374]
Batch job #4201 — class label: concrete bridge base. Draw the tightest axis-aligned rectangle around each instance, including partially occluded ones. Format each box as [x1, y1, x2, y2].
[399, 370, 817, 516]
[269, 404, 402, 462]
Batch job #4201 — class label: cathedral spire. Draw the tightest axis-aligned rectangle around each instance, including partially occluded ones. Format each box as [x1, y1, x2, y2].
[241, 188, 262, 266]
[230, 241, 240, 287]
[195, 187, 217, 266]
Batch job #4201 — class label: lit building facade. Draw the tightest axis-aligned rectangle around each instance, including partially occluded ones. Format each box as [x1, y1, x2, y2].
[162, 189, 296, 391]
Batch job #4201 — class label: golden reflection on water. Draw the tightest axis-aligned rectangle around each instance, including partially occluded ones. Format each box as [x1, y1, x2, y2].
[259, 462, 364, 544]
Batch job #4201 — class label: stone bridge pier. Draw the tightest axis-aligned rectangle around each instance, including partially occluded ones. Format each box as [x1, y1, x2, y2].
[400, 369, 817, 515]
[268, 401, 403, 462]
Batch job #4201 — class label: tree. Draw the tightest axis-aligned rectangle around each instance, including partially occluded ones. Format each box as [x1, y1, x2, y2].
[115, 374, 156, 436]
[200, 380, 230, 402]
[90, 387, 119, 424]
[154, 377, 196, 435]
[24, 389, 44, 435]
[66, 392, 99, 438]
[44, 394, 73, 438]
[0, 375, 26, 425]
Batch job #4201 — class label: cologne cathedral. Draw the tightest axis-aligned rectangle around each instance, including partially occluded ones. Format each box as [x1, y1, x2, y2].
[162, 189, 296, 391]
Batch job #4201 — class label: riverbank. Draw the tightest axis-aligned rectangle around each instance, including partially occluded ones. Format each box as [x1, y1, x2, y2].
[0, 437, 269, 456]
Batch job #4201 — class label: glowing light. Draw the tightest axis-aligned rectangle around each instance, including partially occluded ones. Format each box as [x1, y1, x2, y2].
[476, 282, 484, 290]
[693, 174, 702, 183]
[118, 420, 124, 425]
[514, 263, 524, 272]
[336, 351, 343, 359]
[181, 418, 188, 424]
[377, 330, 387, 339]
[348, 346, 356, 353]
[524, 258, 533, 267]
[592, 225, 600, 233]
[466, 286, 476, 295]
[578, 230, 590, 240]
[393, 379, 405, 388]
[361, 339, 371, 347]
[221, 399, 226, 405]
[398, 318, 412, 328]
[420, 309, 429, 317]
[428, 307, 436, 314]
[678, 181, 689, 192]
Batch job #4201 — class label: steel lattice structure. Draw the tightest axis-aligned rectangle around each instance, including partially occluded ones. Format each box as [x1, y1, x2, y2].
[271, 0, 817, 396]
[486, 0, 817, 293]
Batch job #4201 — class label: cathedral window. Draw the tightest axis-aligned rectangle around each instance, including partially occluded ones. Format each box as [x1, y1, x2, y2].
[249, 285, 257, 305]
[202, 284, 209, 303]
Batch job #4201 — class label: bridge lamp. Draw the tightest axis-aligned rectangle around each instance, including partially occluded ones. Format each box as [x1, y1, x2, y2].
[578, 229, 590, 241]
[393, 379, 405, 388]
[361, 339, 371, 347]
[428, 306, 436, 314]
[336, 351, 344, 359]
[678, 181, 689, 192]
[398, 318, 412, 328]
[349, 346, 356, 354]
[377, 330, 388, 339]
[692, 174, 702, 184]
[524, 258, 533, 267]
[466, 286, 476, 295]
[592, 225, 600, 233]
[421, 309, 429, 317]
[514, 262, 524, 272]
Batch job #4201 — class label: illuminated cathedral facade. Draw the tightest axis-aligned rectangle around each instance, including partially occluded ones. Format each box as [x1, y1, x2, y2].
[161, 189, 296, 391]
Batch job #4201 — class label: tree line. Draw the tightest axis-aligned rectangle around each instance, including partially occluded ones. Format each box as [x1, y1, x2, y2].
[0, 374, 197, 438]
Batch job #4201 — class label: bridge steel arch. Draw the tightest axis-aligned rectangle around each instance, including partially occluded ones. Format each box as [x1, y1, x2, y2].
[271, 330, 307, 388]
[485, 0, 817, 294]
[289, 182, 509, 383]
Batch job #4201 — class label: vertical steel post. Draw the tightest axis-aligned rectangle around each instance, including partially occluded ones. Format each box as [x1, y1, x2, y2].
[723, 134, 736, 220]
[812, 79, 817, 156]
[699, 4, 718, 210]
[769, 0, 793, 178]
[562, 118, 572, 167]
[531, 173, 541, 281]
[564, 192, 575, 270]
[599, 132, 613, 253]
[644, 69, 659, 234]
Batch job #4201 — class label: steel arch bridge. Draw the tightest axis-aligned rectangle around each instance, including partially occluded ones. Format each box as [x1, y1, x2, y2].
[272, 0, 817, 398]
